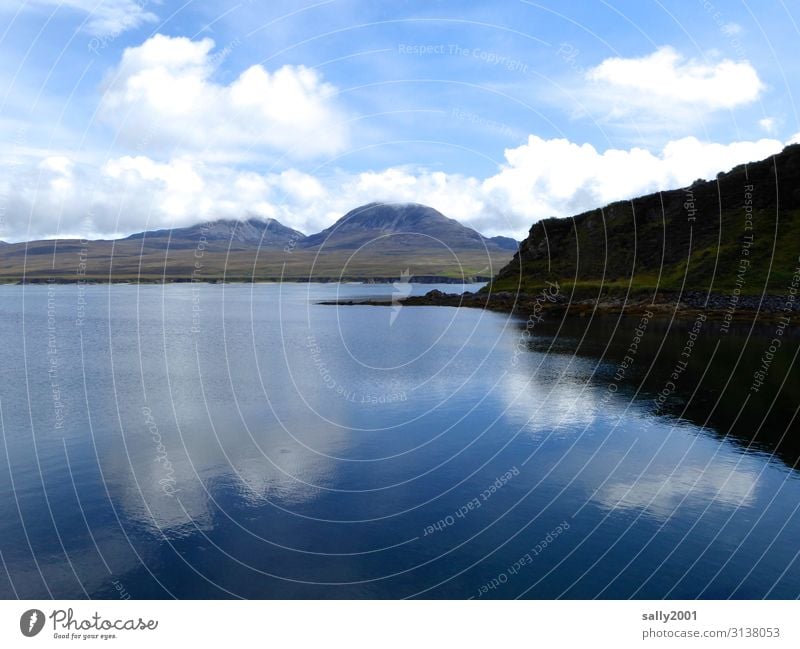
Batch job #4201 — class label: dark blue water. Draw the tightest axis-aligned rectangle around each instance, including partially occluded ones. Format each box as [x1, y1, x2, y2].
[1, 283, 799, 599]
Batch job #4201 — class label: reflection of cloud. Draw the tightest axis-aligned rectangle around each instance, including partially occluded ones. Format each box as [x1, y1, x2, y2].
[101, 282, 512, 535]
[231, 450, 334, 508]
[500, 336, 761, 522]
[99, 291, 363, 535]
[109, 442, 214, 539]
[501, 353, 614, 434]
[105, 408, 351, 536]
[596, 462, 758, 519]
[105, 412, 349, 536]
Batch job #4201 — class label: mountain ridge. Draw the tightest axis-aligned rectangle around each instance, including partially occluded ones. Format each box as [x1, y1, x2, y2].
[124, 217, 305, 250]
[0, 202, 517, 282]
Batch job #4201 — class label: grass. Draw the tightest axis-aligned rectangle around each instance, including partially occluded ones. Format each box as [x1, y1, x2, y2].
[0, 241, 514, 283]
[488, 206, 800, 299]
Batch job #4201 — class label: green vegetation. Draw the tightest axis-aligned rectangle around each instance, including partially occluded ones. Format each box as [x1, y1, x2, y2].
[488, 144, 800, 302]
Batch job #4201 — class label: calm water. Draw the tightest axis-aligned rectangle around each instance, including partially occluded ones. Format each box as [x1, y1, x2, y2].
[0, 283, 798, 599]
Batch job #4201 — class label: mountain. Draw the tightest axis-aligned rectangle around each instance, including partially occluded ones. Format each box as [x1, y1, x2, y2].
[485, 235, 518, 251]
[125, 218, 305, 250]
[487, 143, 800, 311]
[299, 202, 517, 252]
[0, 205, 516, 283]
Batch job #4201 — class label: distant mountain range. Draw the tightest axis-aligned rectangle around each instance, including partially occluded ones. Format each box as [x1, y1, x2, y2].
[120, 202, 517, 253]
[0, 202, 518, 283]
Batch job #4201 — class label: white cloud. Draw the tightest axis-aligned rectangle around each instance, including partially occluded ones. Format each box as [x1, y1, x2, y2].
[4, 38, 778, 242]
[582, 46, 764, 126]
[39, 154, 73, 176]
[1, 134, 793, 242]
[100, 34, 349, 160]
[11, 0, 158, 36]
[759, 117, 777, 134]
[721, 22, 744, 36]
[39, 155, 75, 193]
[104, 155, 207, 218]
[344, 168, 487, 223]
[481, 135, 785, 223]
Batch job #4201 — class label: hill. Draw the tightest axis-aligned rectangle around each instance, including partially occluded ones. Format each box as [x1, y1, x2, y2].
[484, 143, 800, 314]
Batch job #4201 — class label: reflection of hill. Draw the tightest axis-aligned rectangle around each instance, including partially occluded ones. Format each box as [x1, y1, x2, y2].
[516, 315, 800, 471]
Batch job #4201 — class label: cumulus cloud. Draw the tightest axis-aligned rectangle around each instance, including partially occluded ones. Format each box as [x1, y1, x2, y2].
[0, 155, 482, 239]
[99, 34, 349, 160]
[582, 46, 764, 125]
[38, 155, 75, 193]
[482, 135, 786, 224]
[1, 132, 792, 242]
[4, 37, 781, 242]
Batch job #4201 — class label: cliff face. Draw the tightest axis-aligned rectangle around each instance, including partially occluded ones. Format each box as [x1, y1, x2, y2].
[490, 143, 800, 301]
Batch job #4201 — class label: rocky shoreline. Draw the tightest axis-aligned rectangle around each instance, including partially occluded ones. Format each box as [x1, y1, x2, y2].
[320, 287, 800, 322]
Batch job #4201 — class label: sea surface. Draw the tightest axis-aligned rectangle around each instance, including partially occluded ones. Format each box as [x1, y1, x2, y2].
[0, 282, 798, 599]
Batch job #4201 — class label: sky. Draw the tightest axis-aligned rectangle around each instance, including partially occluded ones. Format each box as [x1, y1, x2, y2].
[0, 0, 799, 241]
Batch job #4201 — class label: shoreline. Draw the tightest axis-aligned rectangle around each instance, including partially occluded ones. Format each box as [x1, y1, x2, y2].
[6, 280, 795, 323]
[0, 275, 490, 286]
[319, 287, 800, 323]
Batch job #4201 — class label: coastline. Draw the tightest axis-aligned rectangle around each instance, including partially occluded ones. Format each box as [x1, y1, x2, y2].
[320, 287, 800, 323]
[0, 275, 490, 285]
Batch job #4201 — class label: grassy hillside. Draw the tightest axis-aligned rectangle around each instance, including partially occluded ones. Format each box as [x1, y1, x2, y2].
[489, 144, 800, 302]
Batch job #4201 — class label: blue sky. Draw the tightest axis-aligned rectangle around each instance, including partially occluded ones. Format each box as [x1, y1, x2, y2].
[1, 0, 799, 240]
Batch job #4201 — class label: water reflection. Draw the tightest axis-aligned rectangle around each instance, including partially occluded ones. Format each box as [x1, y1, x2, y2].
[515, 314, 800, 471]
[1, 284, 799, 599]
[598, 460, 758, 518]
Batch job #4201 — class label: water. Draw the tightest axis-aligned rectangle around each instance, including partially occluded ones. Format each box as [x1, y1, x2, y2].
[0, 283, 798, 599]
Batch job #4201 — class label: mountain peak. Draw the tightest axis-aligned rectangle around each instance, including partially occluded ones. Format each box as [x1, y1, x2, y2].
[332, 202, 450, 228]
[124, 216, 305, 250]
[299, 202, 517, 251]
